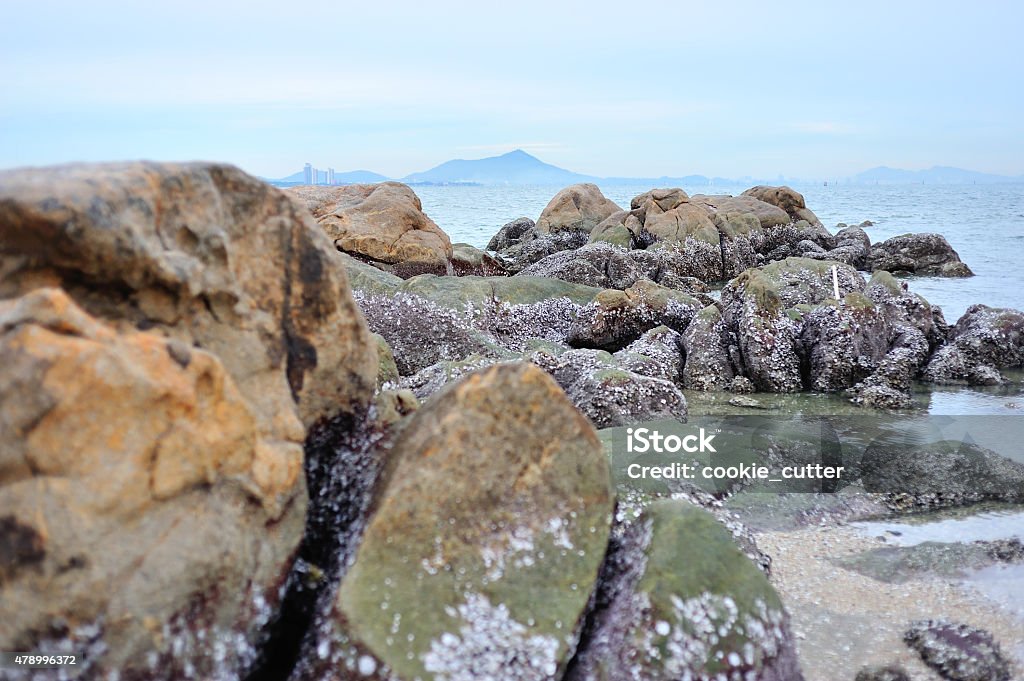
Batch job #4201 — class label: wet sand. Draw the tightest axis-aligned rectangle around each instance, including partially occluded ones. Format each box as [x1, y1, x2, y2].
[759, 525, 1023, 680]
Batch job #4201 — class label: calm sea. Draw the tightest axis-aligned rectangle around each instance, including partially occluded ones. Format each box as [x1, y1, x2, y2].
[415, 182, 1024, 323]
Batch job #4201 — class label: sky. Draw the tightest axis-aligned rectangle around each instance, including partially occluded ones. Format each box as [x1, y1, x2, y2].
[2, 0, 1023, 180]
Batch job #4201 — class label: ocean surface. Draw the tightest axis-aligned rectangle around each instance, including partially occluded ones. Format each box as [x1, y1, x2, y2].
[415, 182, 1024, 323]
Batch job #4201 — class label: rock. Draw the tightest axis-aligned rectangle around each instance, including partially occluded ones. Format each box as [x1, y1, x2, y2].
[904, 621, 1010, 681]
[923, 304, 1024, 385]
[0, 289, 304, 678]
[588, 209, 646, 249]
[681, 305, 738, 390]
[373, 388, 420, 427]
[854, 665, 911, 681]
[319, 363, 615, 681]
[692, 194, 792, 230]
[451, 242, 509, 277]
[373, 333, 400, 388]
[719, 258, 866, 392]
[518, 242, 715, 294]
[536, 183, 622, 234]
[567, 500, 803, 681]
[496, 228, 591, 273]
[612, 325, 685, 385]
[728, 396, 770, 409]
[798, 294, 896, 392]
[861, 440, 1024, 505]
[353, 291, 508, 375]
[568, 280, 704, 352]
[531, 348, 688, 427]
[518, 242, 648, 290]
[0, 161, 377, 430]
[338, 252, 403, 296]
[486, 216, 535, 251]
[870, 233, 973, 277]
[398, 355, 504, 401]
[741, 185, 821, 225]
[289, 181, 454, 278]
[399, 273, 601, 310]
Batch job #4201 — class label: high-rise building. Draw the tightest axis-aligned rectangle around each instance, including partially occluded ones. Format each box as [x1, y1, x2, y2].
[303, 163, 312, 184]
[328, 168, 335, 185]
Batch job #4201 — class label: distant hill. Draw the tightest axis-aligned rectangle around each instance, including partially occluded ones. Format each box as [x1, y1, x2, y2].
[852, 165, 1022, 184]
[401, 149, 596, 185]
[265, 155, 1021, 188]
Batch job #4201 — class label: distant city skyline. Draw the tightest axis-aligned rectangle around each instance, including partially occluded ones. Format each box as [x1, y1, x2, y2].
[2, 0, 1022, 179]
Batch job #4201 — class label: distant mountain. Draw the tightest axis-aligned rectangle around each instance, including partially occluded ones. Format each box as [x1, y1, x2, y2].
[401, 149, 596, 185]
[852, 165, 1022, 185]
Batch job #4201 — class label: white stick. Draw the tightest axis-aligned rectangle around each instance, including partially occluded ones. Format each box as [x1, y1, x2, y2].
[832, 265, 841, 300]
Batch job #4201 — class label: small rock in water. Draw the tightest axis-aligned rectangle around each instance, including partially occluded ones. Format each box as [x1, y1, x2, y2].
[904, 620, 1011, 681]
[728, 396, 768, 409]
[854, 664, 910, 681]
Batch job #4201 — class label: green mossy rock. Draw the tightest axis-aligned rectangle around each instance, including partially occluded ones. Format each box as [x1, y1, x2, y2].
[398, 274, 602, 311]
[568, 500, 802, 681]
[329, 362, 615, 680]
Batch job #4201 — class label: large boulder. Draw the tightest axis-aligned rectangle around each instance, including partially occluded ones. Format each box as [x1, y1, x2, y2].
[719, 258, 866, 392]
[314, 363, 615, 680]
[869, 233, 973, 277]
[0, 161, 378, 675]
[567, 500, 803, 681]
[536, 183, 621, 235]
[693, 194, 791, 229]
[923, 305, 1024, 385]
[741, 185, 821, 226]
[289, 182, 454, 278]
[0, 161, 377, 430]
[0, 289, 305, 677]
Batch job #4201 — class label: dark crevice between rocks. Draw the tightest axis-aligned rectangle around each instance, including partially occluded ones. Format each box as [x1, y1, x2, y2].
[561, 510, 639, 680]
[245, 409, 388, 681]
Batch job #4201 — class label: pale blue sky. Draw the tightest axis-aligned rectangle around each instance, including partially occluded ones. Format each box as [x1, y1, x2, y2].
[2, 0, 1022, 179]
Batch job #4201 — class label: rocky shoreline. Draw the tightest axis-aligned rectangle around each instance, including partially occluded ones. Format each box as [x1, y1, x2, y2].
[1, 163, 1021, 680]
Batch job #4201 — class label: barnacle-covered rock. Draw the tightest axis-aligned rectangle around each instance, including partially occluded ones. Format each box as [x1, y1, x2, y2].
[923, 305, 1024, 385]
[486, 216, 535, 252]
[314, 363, 615, 681]
[353, 291, 509, 375]
[870, 233, 973, 277]
[568, 280, 703, 352]
[612, 325, 685, 385]
[681, 304, 739, 391]
[518, 241, 713, 295]
[719, 259, 865, 392]
[567, 500, 802, 681]
[861, 440, 1024, 506]
[904, 620, 1011, 681]
[530, 348, 687, 428]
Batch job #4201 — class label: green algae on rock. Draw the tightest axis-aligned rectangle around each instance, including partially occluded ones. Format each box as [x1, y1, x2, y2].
[567, 500, 802, 681]
[321, 362, 615, 680]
